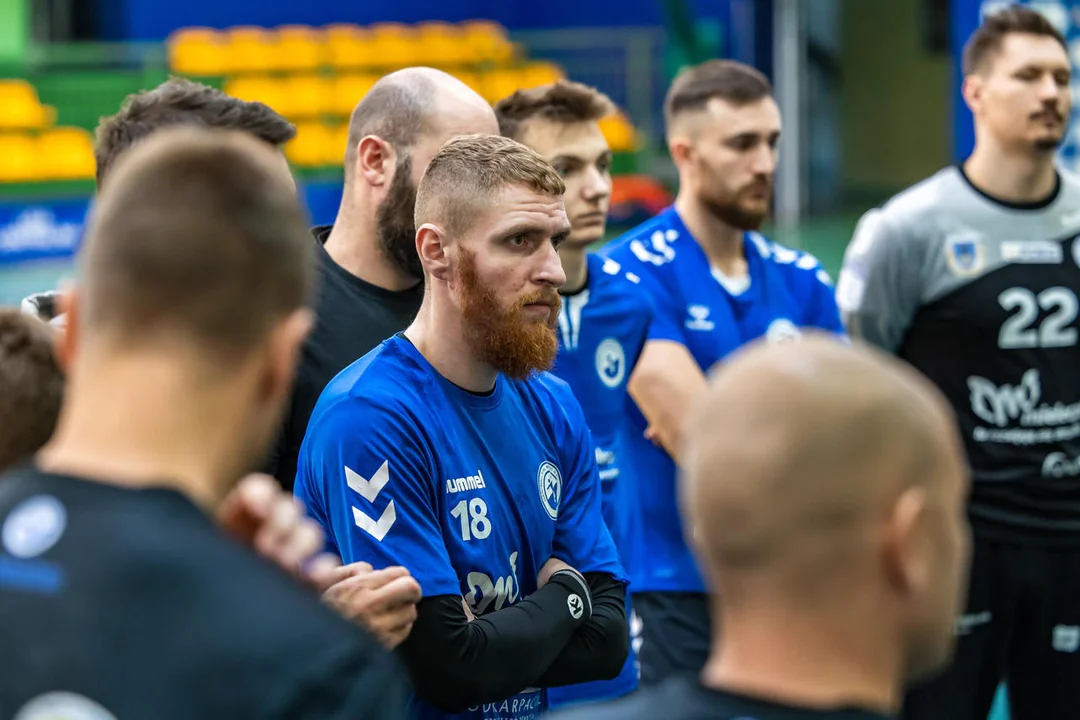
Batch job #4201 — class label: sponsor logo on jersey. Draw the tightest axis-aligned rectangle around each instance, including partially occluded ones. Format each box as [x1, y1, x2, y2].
[945, 232, 984, 277]
[765, 318, 801, 343]
[685, 304, 715, 331]
[968, 369, 1080, 445]
[1054, 625, 1080, 653]
[537, 461, 562, 520]
[1001, 240, 1064, 265]
[2, 495, 66, 559]
[446, 470, 487, 494]
[595, 337, 626, 388]
[465, 550, 521, 616]
[1043, 452, 1080, 478]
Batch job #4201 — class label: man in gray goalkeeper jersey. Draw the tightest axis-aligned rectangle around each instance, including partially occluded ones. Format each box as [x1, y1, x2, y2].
[837, 7, 1080, 720]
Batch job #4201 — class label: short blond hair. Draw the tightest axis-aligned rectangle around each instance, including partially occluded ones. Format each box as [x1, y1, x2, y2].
[414, 133, 565, 238]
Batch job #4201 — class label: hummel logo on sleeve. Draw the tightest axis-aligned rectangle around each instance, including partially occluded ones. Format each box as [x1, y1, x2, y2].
[346, 461, 397, 542]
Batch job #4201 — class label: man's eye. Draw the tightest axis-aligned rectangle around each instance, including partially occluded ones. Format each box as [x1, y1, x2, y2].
[508, 235, 527, 247]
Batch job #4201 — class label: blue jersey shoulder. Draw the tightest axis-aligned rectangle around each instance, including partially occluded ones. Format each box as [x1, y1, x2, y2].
[745, 230, 836, 292]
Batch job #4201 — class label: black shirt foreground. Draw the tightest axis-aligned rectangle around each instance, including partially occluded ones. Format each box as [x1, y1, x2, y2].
[0, 466, 408, 719]
[548, 674, 893, 720]
[267, 225, 424, 491]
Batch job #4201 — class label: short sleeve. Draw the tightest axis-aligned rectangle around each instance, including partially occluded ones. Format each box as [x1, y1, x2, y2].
[836, 208, 926, 353]
[296, 396, 459, 598]
[548, 386, 627, 583]
[804, 265, 847, 336]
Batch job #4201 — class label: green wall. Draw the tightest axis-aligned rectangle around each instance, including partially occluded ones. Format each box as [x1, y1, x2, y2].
[840, 0, 951, 197]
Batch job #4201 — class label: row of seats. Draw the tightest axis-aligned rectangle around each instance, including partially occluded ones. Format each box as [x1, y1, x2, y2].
[223, 62, 563, 116]
[0, 129, 96, 182]
[0, 80, 57, 130]
[284, 109, 638, 169]
[169, 21, 518, 76]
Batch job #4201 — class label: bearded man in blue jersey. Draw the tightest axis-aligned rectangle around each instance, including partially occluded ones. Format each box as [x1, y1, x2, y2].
[295, 133, 629, 720]
[495, 80, 652, 710]
[602, 59, 846, 686]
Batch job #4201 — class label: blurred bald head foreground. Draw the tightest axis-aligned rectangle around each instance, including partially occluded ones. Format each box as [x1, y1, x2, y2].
[42, 126, 314, 505]
[682, 335, 971, 713]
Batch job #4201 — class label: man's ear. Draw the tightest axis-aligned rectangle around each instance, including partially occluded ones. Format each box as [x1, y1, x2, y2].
[881, 485, 930, 598]
[355, 135, 396, 188]
[54, 285, 78, 372]
[962, 74, 984, 116]
[416, 223, 449, 282]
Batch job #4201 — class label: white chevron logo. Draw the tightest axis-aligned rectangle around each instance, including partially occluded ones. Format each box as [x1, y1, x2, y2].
[346, 461, 396, 541]
[346, 461, 390, 502]
[352, 501, 396, 542]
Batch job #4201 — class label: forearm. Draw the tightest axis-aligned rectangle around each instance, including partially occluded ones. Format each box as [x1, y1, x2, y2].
[397, 575, 587, 712]
[535, 573, 629, 687]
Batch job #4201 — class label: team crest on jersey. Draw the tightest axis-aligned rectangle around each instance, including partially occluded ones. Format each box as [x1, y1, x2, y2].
[595, 337, 626, 388]
[765, 318, 801, 343]
[945, 232, 984, 277]
[537, 461, 562, 520]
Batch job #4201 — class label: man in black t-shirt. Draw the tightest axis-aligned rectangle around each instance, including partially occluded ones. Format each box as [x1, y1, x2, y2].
[268, 67, 500, 491]
[0, 128, 407, 719]
[549, 335, 972, 720]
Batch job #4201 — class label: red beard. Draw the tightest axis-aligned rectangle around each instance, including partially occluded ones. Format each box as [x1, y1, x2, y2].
[457, 248, 561, 380]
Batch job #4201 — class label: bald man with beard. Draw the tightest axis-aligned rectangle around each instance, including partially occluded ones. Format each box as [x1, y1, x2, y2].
[271, 67, 500, 492]
[551, 335, 972, 720]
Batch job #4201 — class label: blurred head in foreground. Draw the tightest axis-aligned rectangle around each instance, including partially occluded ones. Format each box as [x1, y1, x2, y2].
[0, 310, 64, 471]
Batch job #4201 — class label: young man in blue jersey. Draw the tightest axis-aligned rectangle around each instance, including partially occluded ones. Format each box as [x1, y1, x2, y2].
[494, 80, 651, 710]
[295, 133, 629, 720]
[602, 59, 846, 686]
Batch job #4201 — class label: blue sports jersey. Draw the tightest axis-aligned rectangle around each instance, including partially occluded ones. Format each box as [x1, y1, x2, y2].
[294, 333, 626, 720]
[546, 253, 652, 708]
[601, 207, 846, 593]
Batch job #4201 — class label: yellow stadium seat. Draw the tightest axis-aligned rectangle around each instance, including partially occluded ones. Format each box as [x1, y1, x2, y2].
[369, 22, 421, 68]
[277, 75, 332, 119]
[168, 27, 230, 76]
[599, 113, 639, 152]
[275, 25, 325, 71]
[223, 76, 287, 114]
[330, 123, 351, 165]
[479, 69, 528, 104]
[324, 24, 375, 69]
[286, 122, 334, 167]
[38, 128, 96, 180]
[0, 134, 37, 182]
[415, 21, 472, 67]
[460, 20, 517, 64]
[0, 80, 53, 129]
[331, 74, 379, 116]
[225, 25, 279, 74]
[521, 62, 564, 88]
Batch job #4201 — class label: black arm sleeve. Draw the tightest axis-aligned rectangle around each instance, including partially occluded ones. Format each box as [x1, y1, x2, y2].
[535, 572, 630, 688]
[396, 574, 589, 712]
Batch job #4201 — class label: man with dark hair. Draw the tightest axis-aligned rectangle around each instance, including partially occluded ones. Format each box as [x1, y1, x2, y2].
[94, 77, 297, 188]
[600, 58, 846, 687]
[19, 73, 425, 647]
[0, 309, 63, 472]
[0, 126, 408, 718]
[270, 66, 500, 493]
[295, 134, 629, 719]
[837, 7, 1080, 720]
[495, 80, 651, 710]
[551, 334, 972, 720]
